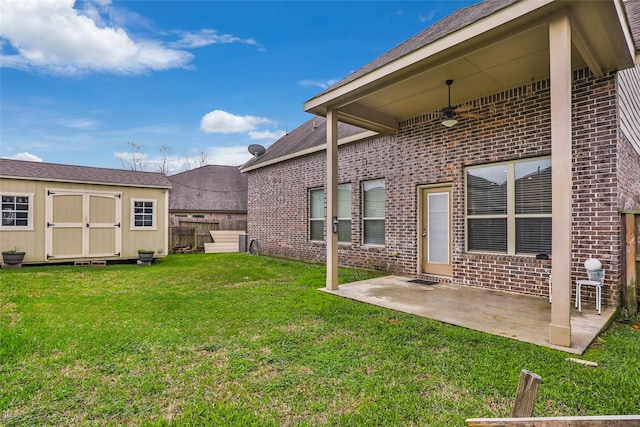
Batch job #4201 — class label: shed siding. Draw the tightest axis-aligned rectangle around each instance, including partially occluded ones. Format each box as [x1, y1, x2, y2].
[248, 70, 627, 305]
[0, 178, 168, 263]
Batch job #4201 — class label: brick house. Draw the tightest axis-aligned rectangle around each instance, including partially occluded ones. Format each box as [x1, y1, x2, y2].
[168, 164, 247, 227]
[241, 0, 640, 349]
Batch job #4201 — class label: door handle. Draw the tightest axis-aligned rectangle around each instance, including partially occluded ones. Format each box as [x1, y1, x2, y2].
[422, 233, 427, 237]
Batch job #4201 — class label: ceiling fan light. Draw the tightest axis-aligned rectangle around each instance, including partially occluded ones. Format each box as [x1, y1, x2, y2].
[442, 118, 458, 127]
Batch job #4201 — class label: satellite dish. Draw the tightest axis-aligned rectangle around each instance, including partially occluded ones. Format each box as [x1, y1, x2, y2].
[248, 144, 266, 157]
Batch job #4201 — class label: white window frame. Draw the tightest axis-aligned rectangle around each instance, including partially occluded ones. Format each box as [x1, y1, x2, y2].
[362, 178, 385, 246]
[1, 193, 34, 230]
[309, 188, 324, 241]
[465, 156, 551, 255]
[337, 183, 352, 243]
[131, 199, 157, 230]
[309, 185, 353, 243]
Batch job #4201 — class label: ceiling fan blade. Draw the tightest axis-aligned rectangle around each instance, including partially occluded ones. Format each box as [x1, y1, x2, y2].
[459, 112, 488, 119]
[453, 104, 473, 113]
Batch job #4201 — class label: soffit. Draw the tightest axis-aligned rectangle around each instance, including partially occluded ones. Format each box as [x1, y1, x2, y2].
[304, 0, 637, 133]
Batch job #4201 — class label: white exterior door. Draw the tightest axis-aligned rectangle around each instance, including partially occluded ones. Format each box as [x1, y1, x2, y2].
[420, 185, 453, 276]
[45, 189, 122, 260]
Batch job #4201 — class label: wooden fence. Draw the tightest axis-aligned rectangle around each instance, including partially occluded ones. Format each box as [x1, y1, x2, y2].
[466, 369, 640, 426]
[169, 219, 247, 252]
[622, 211, 639, 316]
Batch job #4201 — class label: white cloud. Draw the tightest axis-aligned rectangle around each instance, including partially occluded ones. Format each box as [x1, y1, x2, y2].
[200, 110, 272, 134]
[56, 117, 99, 129]
[299, 79, 339, 90]
[113, 150, 148, 163]
[419, 10, 439, 23]
[248, 130, 286, 140]
[172, 29, 258, 49]
[0, 0, 192, 75]
[113, 146, 252, 173]
[207, 145, 253, 166]
[4, 152, 43, 162]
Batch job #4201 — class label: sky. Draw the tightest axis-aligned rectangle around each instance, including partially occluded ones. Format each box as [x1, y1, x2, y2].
[0, 0, 477, 174]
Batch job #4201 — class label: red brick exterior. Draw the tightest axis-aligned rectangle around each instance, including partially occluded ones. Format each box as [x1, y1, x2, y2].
[246, 70, 639, 307]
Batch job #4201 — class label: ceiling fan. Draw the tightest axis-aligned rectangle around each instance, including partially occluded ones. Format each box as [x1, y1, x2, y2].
[440, 79, 487, 127]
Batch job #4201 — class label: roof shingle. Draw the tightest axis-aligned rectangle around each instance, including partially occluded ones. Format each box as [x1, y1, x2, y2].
[168, 165, 247, 212]
[241, 117, 366, 170]
[625, 0, 640, 50]
[0, 158, 171, 188]
[315, 0, 519, 97]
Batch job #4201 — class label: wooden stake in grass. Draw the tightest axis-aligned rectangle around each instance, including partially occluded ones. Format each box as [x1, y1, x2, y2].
[512, 369, 541, 417]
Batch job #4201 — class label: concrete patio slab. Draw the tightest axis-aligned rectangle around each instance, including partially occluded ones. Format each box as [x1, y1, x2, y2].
[320, 275, 616, 354]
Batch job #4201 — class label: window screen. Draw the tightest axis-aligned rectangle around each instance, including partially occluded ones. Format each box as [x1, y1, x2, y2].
[363, 179, 385, 245]
[466, 158, 551, 255]
[338, 184, 351, 243]
[309, 188, 324, 241]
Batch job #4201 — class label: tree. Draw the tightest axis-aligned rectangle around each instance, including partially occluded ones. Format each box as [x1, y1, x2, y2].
[158, 144, 172, 175]
[199, 151, 208, 167]
[120, 141, 145, 171]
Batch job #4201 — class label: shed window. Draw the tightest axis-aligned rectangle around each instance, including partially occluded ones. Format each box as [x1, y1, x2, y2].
[1, 194, 32, 229]
[466, 157, 551, 255]
[362, 179, 385, 245]
[132, 199, 156, 229]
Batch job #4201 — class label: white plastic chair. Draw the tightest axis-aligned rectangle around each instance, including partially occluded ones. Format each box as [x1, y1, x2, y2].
[575, 259, 606, 314]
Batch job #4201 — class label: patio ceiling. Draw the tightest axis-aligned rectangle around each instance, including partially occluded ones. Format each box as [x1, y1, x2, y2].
[304, 0, 637, 133]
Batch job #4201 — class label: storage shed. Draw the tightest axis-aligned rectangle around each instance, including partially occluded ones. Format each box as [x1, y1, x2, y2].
[0, 159, 171, 264]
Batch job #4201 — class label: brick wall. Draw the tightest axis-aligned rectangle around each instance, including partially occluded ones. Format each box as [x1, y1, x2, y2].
[247, 70, 630, 305]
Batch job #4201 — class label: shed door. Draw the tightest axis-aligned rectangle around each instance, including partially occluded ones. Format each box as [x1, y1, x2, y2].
[45, 190, 122, 260]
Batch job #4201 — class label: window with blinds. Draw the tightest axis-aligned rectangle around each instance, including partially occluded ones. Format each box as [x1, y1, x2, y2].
[309, 188, 324, 241]
[337, 184, 352, 243]
[363, 179, 385, 245]
[309, 185, 352, 243]
[466, 157, 551, 255]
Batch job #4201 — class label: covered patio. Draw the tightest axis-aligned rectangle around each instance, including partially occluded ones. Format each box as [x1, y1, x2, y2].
[305, 0, 637, 351]
[321, 276, 616, 354]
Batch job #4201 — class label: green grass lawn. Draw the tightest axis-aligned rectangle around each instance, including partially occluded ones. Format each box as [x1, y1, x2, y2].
[1, 254, 638, 426]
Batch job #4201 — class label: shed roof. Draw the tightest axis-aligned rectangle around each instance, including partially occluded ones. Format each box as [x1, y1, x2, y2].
[168, 165, 247, 212]
[0, 158, 171, 188]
